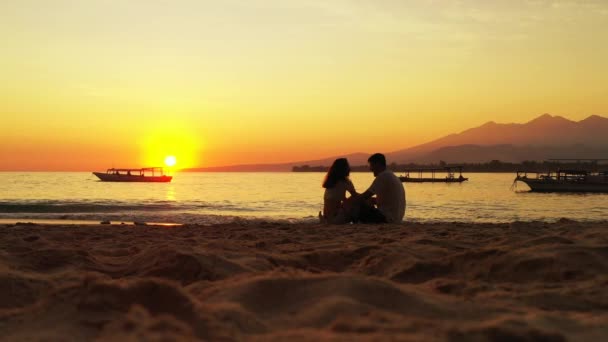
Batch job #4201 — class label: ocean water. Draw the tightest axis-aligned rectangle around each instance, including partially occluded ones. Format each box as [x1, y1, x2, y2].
[0, 172, 607, 224]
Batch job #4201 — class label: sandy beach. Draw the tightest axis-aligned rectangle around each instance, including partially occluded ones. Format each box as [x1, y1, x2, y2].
[1, 220, 607, 341]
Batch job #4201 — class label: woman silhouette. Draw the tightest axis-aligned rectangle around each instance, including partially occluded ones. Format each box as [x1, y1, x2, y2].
[321, 158, 358, 224]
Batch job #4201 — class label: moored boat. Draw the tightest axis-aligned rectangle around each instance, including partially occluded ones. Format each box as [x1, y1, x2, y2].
[93, 167, 172, 183]
[399, 166, 468, 183]
[514, 169, 608, 193]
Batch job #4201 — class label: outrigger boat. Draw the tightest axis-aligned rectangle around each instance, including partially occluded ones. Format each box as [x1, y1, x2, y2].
[515, 170, 608, 192]
[93, 167, 172, 183]
[514, 159, 608, 193]
[399, 166, 468, 183]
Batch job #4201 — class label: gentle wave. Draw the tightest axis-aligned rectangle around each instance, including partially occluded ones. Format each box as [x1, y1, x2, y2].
[0, 212, 317, 225]
[0, 200, 258, 214]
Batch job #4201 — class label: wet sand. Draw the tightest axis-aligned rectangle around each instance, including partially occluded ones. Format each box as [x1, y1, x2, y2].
[1, 220, 607, 341]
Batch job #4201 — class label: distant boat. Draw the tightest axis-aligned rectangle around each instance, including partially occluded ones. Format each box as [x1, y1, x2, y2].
[399, 166, 468, 183]
[514, 159, 608, 192]
[93, 167, 172, 183]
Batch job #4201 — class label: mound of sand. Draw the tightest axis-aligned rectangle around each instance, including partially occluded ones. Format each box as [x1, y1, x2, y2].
[1, 221, 607, 340]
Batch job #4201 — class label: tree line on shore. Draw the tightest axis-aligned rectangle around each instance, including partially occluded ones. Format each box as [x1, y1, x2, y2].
[292, 160, 608, 173]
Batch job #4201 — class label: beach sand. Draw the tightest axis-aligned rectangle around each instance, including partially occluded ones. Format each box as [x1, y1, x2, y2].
[1, 220, 607, 341]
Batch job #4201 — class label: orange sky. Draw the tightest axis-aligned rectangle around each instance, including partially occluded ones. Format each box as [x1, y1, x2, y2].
[1, 0, 607, 171]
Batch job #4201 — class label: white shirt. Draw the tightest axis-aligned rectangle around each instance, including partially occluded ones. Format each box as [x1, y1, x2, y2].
[367, 170, 406, 223]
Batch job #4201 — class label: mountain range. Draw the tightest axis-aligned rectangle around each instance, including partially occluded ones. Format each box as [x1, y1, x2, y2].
[186, 114, 608, 171]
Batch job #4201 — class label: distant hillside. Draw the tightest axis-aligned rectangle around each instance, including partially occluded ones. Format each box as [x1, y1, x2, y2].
[386, 114, 608, 163]
[185, 114, 608, 171]
[414, 144, 608, 164]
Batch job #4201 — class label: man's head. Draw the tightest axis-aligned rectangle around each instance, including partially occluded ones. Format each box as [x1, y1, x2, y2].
[368, 153, 386, 176]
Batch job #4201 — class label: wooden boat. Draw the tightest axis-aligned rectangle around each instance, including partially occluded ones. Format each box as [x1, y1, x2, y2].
[514, 169, 608, 193]
[93, 167, 172, 183]
[399, 166, 468, 183]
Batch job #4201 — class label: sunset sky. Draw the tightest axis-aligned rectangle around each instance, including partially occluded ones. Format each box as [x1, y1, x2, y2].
[1, 0, 607, 171]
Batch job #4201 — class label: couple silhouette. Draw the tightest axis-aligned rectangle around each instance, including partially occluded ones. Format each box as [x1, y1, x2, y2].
[321, 153, 406, 224]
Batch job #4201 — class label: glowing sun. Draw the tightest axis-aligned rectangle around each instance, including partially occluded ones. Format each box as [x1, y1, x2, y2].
[164, 155, 177, 167]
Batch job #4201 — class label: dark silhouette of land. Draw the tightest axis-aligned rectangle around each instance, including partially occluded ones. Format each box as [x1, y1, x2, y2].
[292, 160, 608, 173]
[184, 114, 608, 172]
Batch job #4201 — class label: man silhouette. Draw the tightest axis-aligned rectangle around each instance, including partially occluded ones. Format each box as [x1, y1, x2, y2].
[356, 153, 406, 223]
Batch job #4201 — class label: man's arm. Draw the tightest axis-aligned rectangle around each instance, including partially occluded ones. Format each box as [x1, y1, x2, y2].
[357, 175, 380, 201]
[358, 190, 374, 200]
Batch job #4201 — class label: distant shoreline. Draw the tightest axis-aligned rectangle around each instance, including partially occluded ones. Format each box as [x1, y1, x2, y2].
[292, 160, 608, 173]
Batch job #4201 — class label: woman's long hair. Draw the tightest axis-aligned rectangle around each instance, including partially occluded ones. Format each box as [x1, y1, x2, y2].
[323, 158, 350, 188]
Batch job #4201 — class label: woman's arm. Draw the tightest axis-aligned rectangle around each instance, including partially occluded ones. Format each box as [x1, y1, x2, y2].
[346, 179, 358, 196]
